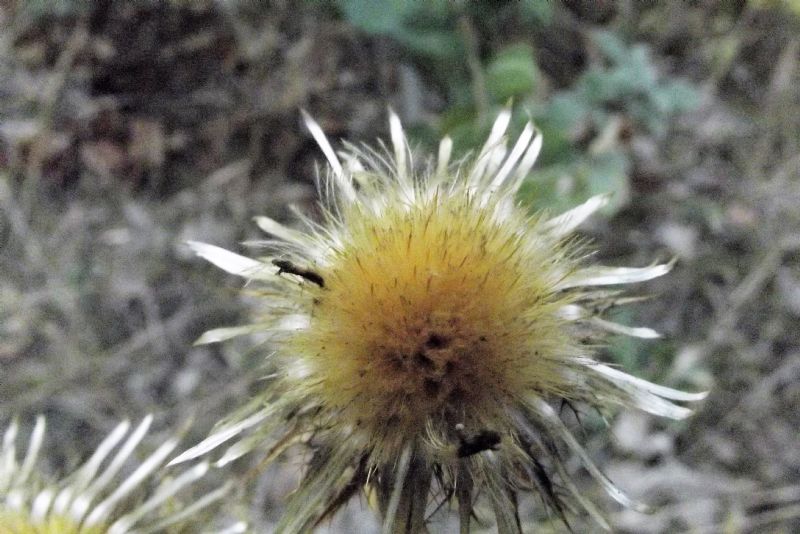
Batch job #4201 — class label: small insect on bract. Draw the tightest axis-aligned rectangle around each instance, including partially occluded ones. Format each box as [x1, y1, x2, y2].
[455, 423, 501, 457]
[272, 259, 325, 288]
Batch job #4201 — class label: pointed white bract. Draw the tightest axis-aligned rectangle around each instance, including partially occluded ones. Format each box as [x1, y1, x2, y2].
[436, 136, 453, 182]
[169, 409, 270, 466]
[545, 193, 610, 236]
[253, 215, 313, 247]
[489, 121, 535, 190]
[557, 261, 675, 290]
[187, 241, 273, 280]
[300, 110, 355, 203]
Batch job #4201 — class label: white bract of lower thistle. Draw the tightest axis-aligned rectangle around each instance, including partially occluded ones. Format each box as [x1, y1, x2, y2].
[178, 109, 707, 532]
[0, 416, 242, 534]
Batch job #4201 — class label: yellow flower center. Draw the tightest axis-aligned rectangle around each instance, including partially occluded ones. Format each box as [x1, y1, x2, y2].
[290, 191, 576, 449]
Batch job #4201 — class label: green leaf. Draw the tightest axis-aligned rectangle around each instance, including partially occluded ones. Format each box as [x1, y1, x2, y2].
[520, 0, 554, 24]
[486, 44, 540, 102]
[395, 29, 462, 59]
[539, 92, 590, 131]
[517, 151, 630, 216]
[340, 0, 408, 35]
[581, 151, 630, 215]
[592, 30, 628, 64]
[517, 163, 579, 215]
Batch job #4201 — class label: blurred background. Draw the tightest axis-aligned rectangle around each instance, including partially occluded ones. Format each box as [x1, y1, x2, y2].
[1, 0, 799, 532]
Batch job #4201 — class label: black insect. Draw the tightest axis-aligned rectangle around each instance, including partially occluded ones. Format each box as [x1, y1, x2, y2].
[272, 259, 325, 288]
[455, 423, 501, 458]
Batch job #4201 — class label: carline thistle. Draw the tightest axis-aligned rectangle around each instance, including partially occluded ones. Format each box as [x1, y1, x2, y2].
[176, 108, 706, 533]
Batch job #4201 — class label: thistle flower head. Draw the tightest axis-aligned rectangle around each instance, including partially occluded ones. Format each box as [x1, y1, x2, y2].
[180, 109, 706, 532]
[0, 416, 243, 534]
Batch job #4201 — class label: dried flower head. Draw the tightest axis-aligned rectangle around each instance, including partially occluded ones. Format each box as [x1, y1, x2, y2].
[0, 416, 243, 534]
[178, 109, 706, 532]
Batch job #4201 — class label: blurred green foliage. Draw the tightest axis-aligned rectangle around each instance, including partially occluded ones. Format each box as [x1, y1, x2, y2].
[486, 44, 541, 103]
[750, 0, 800, 16]
[13, 0, 86, 18]
[578, 31, 699, 136]
[339, 0, 462, 59]
[338, 0, 551, 59]
[337, 2, 699, 217]
[521, 30, 698, 214]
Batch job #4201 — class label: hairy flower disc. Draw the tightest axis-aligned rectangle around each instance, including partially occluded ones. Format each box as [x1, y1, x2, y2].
[295, 192, 577, 454]
[182, 109, 707, 533]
